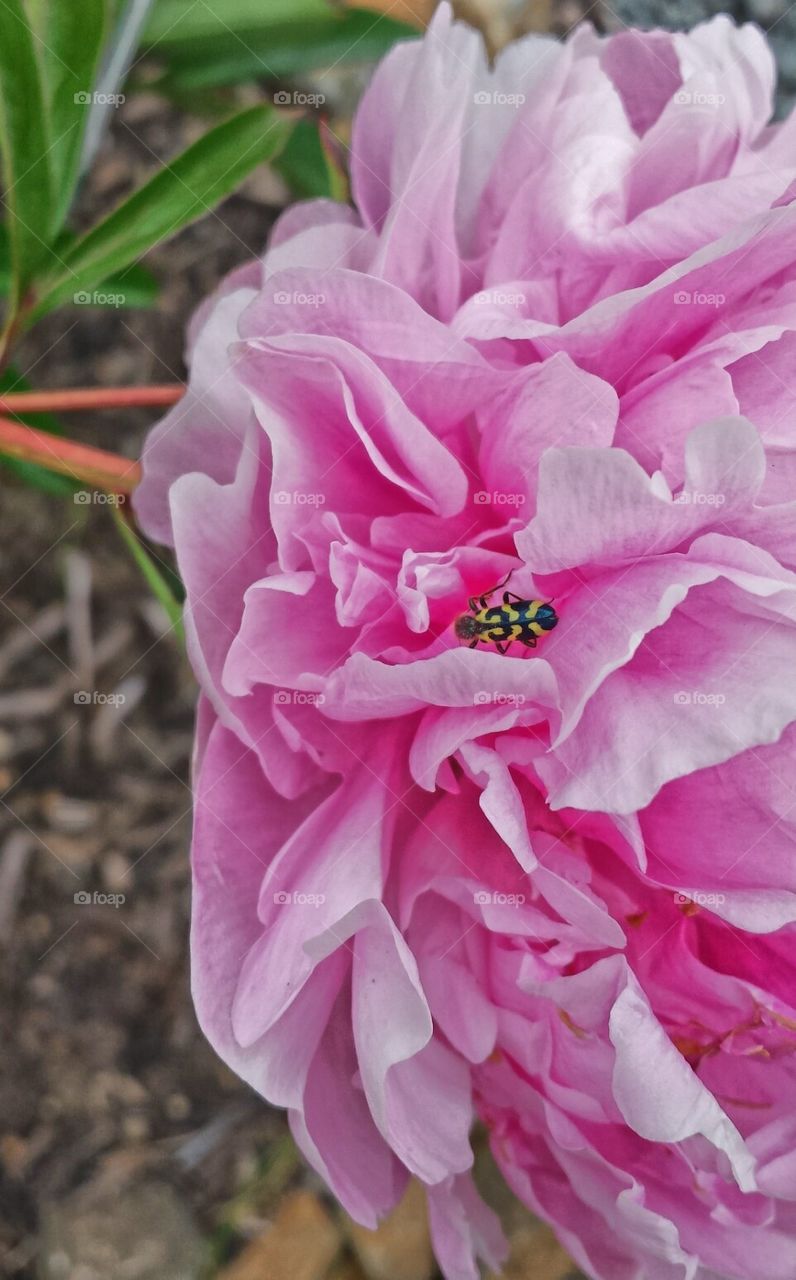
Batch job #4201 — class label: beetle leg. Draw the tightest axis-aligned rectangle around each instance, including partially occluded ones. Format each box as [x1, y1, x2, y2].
[467, 597, 478, 613]
[478, 569, 515, 604]
[503, 591, 524, 604]
[495, 641, 509, 655]
[520, 636, 537, 648]
[468, 638, 478, 649]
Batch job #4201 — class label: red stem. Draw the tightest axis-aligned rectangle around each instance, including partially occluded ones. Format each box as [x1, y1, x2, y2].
[0, 417, 141, 492]
[0, 384, 184, 414]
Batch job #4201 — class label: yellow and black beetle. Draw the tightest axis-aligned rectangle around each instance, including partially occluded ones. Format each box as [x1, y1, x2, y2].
[454, 572, 558, 655]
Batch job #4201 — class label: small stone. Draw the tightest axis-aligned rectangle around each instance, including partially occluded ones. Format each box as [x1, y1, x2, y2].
[30, 973, 57, 1000]
[344, 1179, 433, 1280]
[28, 913, 53, 946]
[89, 1071, 148, 1112]
[165, 1092, 191, 1121]
[118, 91, 163, 126]
[41, 792, 99, 834]
[219, 1190, 341, 1280]
[43, 832, 101, 872]
[101, 850, 131, 891]
[40, 1180, 206, 1279]
[239, 166, 290, 207]
[0, 1133, 29, 1178]
[121, 1114, 151, 1142]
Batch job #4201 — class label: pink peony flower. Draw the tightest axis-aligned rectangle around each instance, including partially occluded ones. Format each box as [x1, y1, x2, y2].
[136, 7, 796, 1277]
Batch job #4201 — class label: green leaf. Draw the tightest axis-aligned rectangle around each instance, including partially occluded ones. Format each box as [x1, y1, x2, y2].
[0, 222, 11, 294]
[63, 262, 160, 311]
[320, 124, 349, 204]
[144, 0, 332, 45]
[95, 262, 160, 308]
[25, 0, 109, 230]
[30, 103, 292, 320]
[0, 0, 55, 304]
[112, 506, 185, 642]
[275, 118, 332, 199]
[144, 4, 417, 90]
[275, 119, 350, 202]
[0, 366, 76, 494]
[9, 229, 159, 313]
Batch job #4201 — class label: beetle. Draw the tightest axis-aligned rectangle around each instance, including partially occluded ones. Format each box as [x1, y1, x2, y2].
[454, 571, 557, 654]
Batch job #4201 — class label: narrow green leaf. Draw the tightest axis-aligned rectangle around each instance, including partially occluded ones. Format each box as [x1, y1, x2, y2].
[0, 222, 11, 294]
[0, 0, 55, 303]
[11, 229, 160, 313]
[0, 452, 75, 494]
[30, 104, 292, 320]
[144, 0, 332, 45]
[320, 123, 349, 205]
[144, 5, 417, 90]
[274, 119, 332, 200]
[275, 120, 348, 203]
[112, 506, 185, 642]
[65, 262, 161, 311]
[25, 0, 109, 230]
[96, 262, 160, 308]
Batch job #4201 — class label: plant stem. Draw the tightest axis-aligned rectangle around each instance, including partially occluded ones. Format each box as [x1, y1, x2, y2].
[0, 417, 140, 491]
[0, 384, 184, 414]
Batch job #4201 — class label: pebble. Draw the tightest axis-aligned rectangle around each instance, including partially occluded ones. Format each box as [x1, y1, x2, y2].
[218, 1189, 341, 1280]
[40, 1180, 206, 1279]
[165, 1091, 191, 1122]
[41, 792, 99, 835]
[101, 850, 132, 891]
[343, 1179, 434, 1280]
